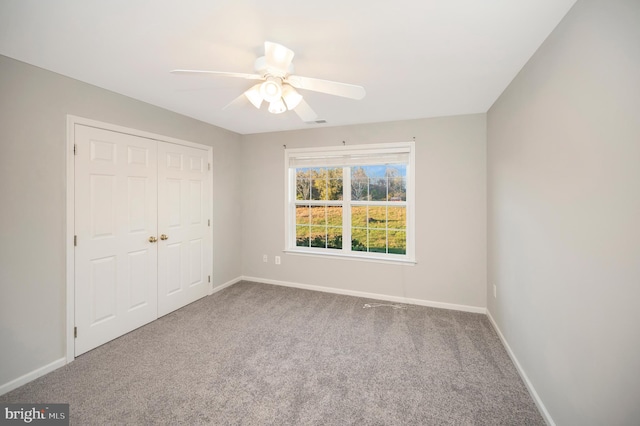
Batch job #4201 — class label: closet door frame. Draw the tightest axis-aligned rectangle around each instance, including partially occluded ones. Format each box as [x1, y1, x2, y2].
[65, 115, 213, 363]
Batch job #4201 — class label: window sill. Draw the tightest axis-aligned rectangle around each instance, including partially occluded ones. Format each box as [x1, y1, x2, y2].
[283, 249, 416, 266]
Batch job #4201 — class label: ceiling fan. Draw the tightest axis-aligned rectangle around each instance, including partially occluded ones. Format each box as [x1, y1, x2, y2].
[171, 41, 366, 122]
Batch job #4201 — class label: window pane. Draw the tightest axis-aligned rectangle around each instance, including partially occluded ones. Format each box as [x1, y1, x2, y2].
[310, 226, 326, 248]
[368, 206, 386, 229]
[351, 178, 368, 200]
[296, 205, 310, 225]
[351, 228, 367, 252]
[328, 178, 343, 200]
[368, 229, 387, 253]
[388, 231, 406, 254]
[327, 168, 343, 200]
[370, 177, 387, 201]
[388, 177, 406, 201]
[327, 206, 342, 227]
[351, 166, 369, 200]
[310, 205, 326, 225]
[311, 177, 323, 200]
[387, 206, 406, 230]
[296, 225, 310, 247]
[296, 169, 311, 200]
[351, 206, 367, 228]
[307, 167, 321, 200]
[327, 227, 342, 249]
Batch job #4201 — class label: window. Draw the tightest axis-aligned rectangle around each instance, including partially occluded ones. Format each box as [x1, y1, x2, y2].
[285, 142, 415, 263]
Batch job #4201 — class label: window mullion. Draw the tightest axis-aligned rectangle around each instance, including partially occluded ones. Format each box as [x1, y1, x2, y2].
[386, 204, 389, 254]
[288, 168, 295, 249]
[343, 166, 351, 254]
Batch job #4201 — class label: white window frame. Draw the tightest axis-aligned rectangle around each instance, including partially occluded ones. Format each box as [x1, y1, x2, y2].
[284, 142, 415, 264]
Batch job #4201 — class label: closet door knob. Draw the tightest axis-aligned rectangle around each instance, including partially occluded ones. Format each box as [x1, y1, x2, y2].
[149, 236, 158, 243]
[160, 234, 169, 241]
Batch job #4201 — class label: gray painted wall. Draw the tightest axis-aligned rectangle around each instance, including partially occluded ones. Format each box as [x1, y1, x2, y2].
[487, 0, 640, 424]
[7, 0, 638, 422]
[241, 115, 487, 309]
[0, 55, 243, 386]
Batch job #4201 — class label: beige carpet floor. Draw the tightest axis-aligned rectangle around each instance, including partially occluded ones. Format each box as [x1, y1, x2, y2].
[1, 281, 543, 425]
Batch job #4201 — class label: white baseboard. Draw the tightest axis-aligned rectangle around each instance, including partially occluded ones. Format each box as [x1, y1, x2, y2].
[486, 310, 554, 426]
[0, 357, 66, 396]
[241, 276, 486, 314]
[210, 276, 242, 295]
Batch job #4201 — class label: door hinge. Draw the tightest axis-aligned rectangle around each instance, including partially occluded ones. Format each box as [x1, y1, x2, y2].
[208, 275, 211, 283]
[208, 219, 211, 227]
[74, 235, 77, 246]
[208, 163, 211, 171]
[73, 144, 77, 155]
[74, 327, 77, 338]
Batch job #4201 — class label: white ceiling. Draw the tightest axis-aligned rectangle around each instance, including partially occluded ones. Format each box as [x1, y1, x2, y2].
[0, 0, 576, 135]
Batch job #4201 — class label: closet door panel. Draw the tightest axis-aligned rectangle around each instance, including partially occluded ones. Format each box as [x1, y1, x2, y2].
[75, 125, 158, 356]
[157, 142, 210, 316]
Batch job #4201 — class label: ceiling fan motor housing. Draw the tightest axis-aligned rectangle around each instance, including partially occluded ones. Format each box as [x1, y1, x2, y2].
[254, 56, 294, 78]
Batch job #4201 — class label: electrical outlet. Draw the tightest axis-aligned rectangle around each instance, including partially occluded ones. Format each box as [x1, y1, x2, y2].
[275, 256, 281, 265]
[493, 284, 497, 298]
[263, 254, 268, 263]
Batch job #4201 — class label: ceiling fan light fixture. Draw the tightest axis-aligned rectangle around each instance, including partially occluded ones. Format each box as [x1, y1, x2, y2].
[281, 85, 303, 110]
[244, 84, 263, 109]
[268, 99, 287, 114]
[260, 77, 282, 103]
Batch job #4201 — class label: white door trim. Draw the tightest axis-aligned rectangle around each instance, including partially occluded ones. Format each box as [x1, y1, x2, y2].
[66, 115, 214, 363]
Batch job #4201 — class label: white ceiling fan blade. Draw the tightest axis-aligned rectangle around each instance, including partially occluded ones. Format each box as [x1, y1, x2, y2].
[170, 69, 263, 80]
[222, 93, 250, 110]
[264, 41, 295, 75]
[287, 75, 366, 100]
[293, 99, 319, 122]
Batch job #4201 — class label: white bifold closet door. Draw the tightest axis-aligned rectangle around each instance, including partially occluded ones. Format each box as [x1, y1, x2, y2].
[74, 124, 210, 356]
[157, 142, 209, 317]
